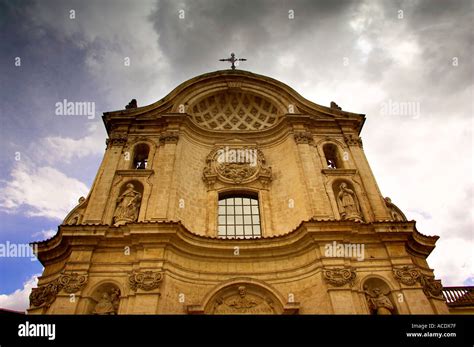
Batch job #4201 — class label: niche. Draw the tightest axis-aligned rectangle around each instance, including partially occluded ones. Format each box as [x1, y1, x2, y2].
[85, 283, 121, 315]
[363, 277, 398, 315]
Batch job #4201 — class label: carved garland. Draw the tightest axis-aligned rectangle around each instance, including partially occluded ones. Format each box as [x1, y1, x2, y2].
[128, 271, 163, 291]
[29, 272, 88, 308]
[323, 267, 357, 287]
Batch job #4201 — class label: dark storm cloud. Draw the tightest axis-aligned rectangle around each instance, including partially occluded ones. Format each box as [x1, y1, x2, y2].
[150, 0, 359, 81]
[404, 0, 473, 93]
[0, 0, 107, 140]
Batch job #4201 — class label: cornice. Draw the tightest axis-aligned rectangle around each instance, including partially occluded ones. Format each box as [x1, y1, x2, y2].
[31, 219, 438, 264]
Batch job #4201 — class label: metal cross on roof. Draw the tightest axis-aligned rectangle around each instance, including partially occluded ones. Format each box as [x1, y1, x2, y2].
[219, 53, 247, 70]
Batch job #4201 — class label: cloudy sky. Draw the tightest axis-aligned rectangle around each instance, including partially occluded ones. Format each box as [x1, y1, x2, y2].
[0, 0, 472, 311]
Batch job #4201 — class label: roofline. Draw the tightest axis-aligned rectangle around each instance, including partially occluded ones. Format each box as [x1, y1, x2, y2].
[102, 69, 366, 135]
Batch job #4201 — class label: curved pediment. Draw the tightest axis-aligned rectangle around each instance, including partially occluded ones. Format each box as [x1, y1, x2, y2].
[103, 69, 365, 134]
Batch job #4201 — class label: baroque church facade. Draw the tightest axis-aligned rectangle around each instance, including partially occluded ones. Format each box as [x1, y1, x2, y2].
[28, 69, 452, 314]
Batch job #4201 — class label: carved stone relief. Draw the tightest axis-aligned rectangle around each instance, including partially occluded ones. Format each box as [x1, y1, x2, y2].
[64, 197, 86, 226]
[392, 266, 421, 286]
[128, 271, 163, 291]
[202, 146, 272, 188]
[419, 275, 443, 299]
[211, 285, 276, 314]
[293, 131, 314, 145]
[323, 267, 357, 287]
[29, 271, 88, 308]
[106, 133, 128, 148]
[58, 272, 88, 293]
[29, 281, 61, 308]
[392, 266, 443, 298]
[344, 134, 363, 148]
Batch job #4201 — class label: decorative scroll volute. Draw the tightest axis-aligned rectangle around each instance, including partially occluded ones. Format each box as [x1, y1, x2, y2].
[323, 267, 357, 287]
[128, 271, 163, 291]
[58, 272, 88, 293]
[29, 271, 88, 308]
[392, 266, 421, 286]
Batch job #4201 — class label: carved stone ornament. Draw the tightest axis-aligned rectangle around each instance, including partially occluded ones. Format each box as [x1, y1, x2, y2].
[323, 267, 356, 287]
[128, 271, 163, 291]
[419, 275, 443, 299]
[58, 272, 88, 293]
[211, 285, 275, 314]
[293, 131, 314, 144]
[106, 132, 128, 148]
[392, 266, 443, 299]
[344, 134, 363, 148]
[29, 271, 88, 308]
[392, 266, 421, 286]
[64, 197, 86, 226]
[159, 131, 179, 144]
[202, 146, 272, 188]
[29, 281, 61, 308]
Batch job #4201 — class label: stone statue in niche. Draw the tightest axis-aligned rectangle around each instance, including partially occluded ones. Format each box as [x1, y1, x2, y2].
[113, 183, 141, 226]
[336, 182, 363, 221]
[364, 286, 394, 315]
[93, 288, 120, 315]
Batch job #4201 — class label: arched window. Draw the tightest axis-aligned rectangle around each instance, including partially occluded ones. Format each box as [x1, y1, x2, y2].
[323, 143, 342, 169]
[218, 193, 261, 239]
[132, 143, 150, 169]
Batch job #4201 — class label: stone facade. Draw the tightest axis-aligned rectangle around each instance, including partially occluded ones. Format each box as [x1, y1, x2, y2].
[28, 70, 449, 314]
